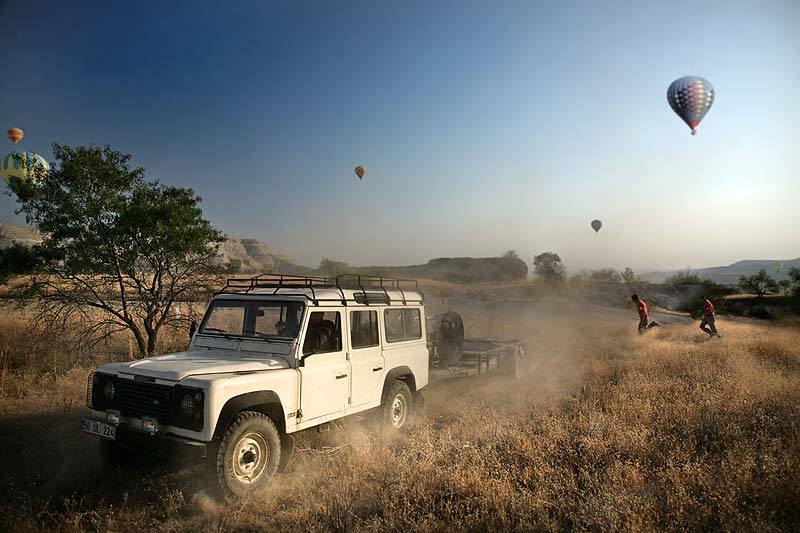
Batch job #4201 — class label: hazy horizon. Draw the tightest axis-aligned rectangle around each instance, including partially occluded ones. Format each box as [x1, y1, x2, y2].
[1, 0, 798, 272]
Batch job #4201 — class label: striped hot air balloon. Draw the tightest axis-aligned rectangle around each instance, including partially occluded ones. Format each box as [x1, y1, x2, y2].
[667, 76, 715, 135]
[1, 151, 49, 198]
[7, 128, 23, 144]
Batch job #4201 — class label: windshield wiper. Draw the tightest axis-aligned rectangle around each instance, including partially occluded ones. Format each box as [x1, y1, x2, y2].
[242, 330, 292, 343]
[201, 327, 235, 339]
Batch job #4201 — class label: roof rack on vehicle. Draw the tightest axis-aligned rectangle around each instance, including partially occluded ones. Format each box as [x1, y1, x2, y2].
[215, 272, 423, 306]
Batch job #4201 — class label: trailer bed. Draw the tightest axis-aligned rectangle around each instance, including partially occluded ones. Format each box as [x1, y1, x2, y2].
[429, 337, 524, 381]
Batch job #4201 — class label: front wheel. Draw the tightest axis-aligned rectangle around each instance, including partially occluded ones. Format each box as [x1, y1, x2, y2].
[208, 411, 282, 501]
[382, 380, 413, 430]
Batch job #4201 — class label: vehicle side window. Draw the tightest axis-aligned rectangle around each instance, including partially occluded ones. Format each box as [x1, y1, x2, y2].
[303, 311, 342, 355]
[384, 309, 422, 343]
[350, 310, 379, 349]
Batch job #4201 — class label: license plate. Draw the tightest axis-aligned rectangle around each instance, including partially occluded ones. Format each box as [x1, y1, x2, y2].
[80, 417, 116, 440]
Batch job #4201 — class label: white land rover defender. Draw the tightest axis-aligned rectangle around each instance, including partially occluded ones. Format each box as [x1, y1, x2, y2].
[82, 274, 428, 499]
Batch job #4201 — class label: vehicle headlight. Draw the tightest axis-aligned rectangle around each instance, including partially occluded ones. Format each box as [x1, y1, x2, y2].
[181, 394, 195, 416]
[104, 381, 115, 400]
[173, 387, 204, 430]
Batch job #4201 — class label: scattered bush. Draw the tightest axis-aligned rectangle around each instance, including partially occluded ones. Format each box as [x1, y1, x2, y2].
[533, 252, 566, 283]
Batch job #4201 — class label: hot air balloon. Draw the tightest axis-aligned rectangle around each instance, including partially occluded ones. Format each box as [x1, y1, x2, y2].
[667, 76, 715, 135]
[591, 220, 602, 233]
[354, 165, 366, 180]
[7, 128, 23, 144]
[1, 151, 49, 200]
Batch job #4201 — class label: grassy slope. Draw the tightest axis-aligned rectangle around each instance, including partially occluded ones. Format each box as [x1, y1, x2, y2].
[0, 309, 798, 532]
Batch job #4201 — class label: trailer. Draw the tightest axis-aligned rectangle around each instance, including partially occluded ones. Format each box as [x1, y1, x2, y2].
[426, 312, 525, 381]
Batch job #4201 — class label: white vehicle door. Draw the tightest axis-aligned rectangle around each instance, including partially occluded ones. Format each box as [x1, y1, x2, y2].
[298, 310, 350, 422]
[347, 309, 385, 409]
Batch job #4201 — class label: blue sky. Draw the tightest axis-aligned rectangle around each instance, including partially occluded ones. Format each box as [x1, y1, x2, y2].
[1, 0, 798, 271]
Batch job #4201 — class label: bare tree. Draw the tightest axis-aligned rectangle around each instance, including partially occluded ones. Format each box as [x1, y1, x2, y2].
[738, 269, 779, 299]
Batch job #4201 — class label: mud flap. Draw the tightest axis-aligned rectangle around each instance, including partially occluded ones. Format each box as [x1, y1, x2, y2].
[278, 432, 294, 473]
[412, 391, 426, 414]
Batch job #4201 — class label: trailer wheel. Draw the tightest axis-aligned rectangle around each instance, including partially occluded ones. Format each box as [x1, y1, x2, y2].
[208, 411, 281, 501]
[383, 380, 413, 430]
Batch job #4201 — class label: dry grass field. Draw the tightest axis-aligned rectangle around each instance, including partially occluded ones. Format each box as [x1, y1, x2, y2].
[0, 301, 798, 532]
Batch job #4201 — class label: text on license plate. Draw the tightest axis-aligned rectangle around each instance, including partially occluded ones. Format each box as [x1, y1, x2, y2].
[80, 417, 116, 440]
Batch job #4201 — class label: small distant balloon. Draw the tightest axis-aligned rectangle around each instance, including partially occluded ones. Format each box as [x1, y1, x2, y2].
[1, 151, 49, 200]
[667, 76, 715, 135]
[354, 165, 366, 180]
[6, 128, 23, 144]
[591, 219, 602, 234]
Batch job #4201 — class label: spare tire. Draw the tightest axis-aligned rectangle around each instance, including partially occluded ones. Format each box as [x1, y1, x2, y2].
[431, 311, 464, 365]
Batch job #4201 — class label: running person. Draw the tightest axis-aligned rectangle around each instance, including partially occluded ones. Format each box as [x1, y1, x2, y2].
[700, 296, 720, 337]
[631, 294, 649, 335]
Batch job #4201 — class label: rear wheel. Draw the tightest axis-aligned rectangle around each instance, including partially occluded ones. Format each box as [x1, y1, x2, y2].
[209, 411, 282, 501]
[382, 380, 413, 430]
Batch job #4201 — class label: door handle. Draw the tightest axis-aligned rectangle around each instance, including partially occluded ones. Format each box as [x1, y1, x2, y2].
[372, 366, 383, 372]
[335, 374, 348, 379]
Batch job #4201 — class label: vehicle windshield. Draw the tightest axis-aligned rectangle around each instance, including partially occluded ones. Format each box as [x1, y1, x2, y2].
[199, 300, 305, 341]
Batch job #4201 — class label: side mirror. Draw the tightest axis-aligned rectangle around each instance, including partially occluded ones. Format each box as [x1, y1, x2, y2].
[189, 320, 198, 339]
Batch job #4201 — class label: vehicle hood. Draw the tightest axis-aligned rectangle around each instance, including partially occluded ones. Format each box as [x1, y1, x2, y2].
[104, 350, 290, 382]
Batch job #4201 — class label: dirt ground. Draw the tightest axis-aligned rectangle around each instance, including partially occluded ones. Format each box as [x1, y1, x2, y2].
[0, 298, 798, 532]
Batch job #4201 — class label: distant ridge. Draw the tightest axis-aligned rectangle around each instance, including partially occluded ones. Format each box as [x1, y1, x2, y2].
[642, 258, 800, 284]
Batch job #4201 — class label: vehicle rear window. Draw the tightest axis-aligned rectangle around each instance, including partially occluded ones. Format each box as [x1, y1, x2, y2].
[384, 309, 422, 343]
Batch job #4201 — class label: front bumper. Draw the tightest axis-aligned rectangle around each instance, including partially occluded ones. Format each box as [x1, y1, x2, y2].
[82, 417, 208, 460]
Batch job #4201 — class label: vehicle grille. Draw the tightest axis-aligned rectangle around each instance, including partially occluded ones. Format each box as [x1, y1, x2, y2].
[114, 379, 173, 421]
[86, 372, 95, 409]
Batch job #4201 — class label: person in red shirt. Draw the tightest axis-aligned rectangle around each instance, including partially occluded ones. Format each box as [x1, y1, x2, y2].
[700, 296, 720, 337]
[631, 294, 649, 335]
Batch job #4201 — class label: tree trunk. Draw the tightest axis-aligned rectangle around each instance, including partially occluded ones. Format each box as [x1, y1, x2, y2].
[147, 330, 158, 356]
[131, 327, 148, 359]
[146, 320, 162, 356]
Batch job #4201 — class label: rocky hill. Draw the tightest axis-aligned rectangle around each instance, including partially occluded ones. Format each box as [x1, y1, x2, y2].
[0, 220, 308, 274]
[212, 237, 308, 273]
[0, 220, 42, 248]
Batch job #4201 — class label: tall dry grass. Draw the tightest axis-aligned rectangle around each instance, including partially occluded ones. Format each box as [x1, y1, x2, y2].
[0, 308, 798, 532]
[0, 302, 200, 385]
